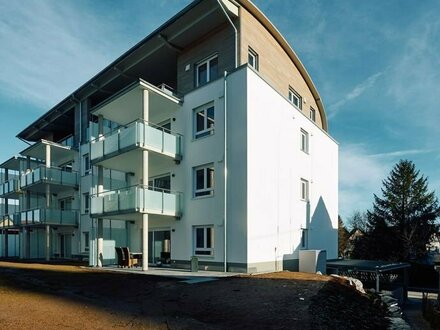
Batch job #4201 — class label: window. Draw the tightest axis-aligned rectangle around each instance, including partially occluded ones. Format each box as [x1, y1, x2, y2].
[83, 193, 90, 214]
[196, 55, 218, 87]
[300, 179, 309, 201]
[60, 162, 73, 173]
[83, 154, 91, 175]
[59, 197, 73, 211]
[194, 103, 215, 139]
[288, 87, 302, 110]
[301, 229, 308, 249]
[83, 232, 89, 252]
[194, 226, 214, 256]
[248, 47, 259, 71]
[148, 174, 171, 191]
[310, 107, 316, 122]
[300, 129, 309, 153]
[194, 164, 214, 197]
[158, 119, 171, 132]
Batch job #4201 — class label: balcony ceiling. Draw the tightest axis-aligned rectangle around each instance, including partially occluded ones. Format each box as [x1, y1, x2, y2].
[20, 140, 76, 165]
[0, 156, 24, 171]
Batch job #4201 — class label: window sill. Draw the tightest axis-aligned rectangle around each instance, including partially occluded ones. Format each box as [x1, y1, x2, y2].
[193, 131, 215, 142]
[192, 193, 215, 200]
[194, 254, 215, 259]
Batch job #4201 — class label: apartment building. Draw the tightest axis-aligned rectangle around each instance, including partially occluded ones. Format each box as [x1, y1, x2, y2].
[0, 0, 338, 273]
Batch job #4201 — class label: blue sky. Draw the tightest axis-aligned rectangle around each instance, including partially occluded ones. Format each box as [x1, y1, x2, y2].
[1, 0, 440, 221]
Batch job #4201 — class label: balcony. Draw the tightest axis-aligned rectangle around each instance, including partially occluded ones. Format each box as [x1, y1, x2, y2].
[20, 166, 79, 193]
[0, 179, 20, 198]
[90, 185, 182, 219]
[0, 214, 20, 228]
[19, 208, 78, 227]
[90, 119, 182, 169]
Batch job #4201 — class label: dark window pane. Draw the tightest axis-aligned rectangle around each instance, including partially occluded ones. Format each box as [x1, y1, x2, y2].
[161, 122, 171, 131]
[206, 227, 212, 248]
[209, 57, 218, 81]
[155, 176, 170, 190]
[198, 63, 207, 85]
[196, 228, 204, 248]
[196, 169, 204, 189]
[248, 53, 254, 67]
[196, 111, 205, 132]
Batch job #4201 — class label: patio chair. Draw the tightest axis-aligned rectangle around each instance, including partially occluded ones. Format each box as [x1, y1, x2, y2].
[115, 247, 125, 268]
[122, 247, 139, 268]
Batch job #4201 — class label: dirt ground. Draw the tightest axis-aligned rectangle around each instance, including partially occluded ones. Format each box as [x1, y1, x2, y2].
[0, 261, 390, 329]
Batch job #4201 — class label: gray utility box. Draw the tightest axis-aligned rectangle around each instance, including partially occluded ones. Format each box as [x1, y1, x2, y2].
[299, 250, 327, 274]
[190, 256, 199, 272]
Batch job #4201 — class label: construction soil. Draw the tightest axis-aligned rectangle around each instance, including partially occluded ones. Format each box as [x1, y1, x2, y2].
[0, 261, 390, 329]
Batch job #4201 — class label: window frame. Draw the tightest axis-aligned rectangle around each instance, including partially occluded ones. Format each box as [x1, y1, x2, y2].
[83, 192, 90, 214]
[248, 47, 259, 71]
[83, 153, 91, 176]
[288, 87, 302, 110]
[300, 129, 309, 154]
[193, 164, 215, 198]
[310, 107, 316, 122]
[194, 102, 215, 139]
[148, 173, 171, 192]
[83, 231, 89, 252]
[193, 225, 214, 256]
[300, 178, 309, 201]
[196, 54, 219, 87]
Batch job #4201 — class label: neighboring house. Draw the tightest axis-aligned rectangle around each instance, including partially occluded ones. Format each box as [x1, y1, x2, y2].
[343, 229, 365, 259]
[0, 0, 338, 273]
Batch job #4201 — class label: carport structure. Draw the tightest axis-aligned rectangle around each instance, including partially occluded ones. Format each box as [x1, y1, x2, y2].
[327, 259, 411, 299]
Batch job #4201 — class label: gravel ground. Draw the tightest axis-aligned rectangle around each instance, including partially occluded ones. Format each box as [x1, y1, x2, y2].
[0, 261, 390, 329]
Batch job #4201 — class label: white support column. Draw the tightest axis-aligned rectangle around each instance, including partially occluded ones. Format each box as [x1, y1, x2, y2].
[97, 117, 104, 267]
[45, 144, 51, 261]
[45, 144, 51, 168]
[142, 90, 149, 271]
[142, 151, 149, 271]
[97, 219, 103, 267]
[4, 170, 9, 258]
[45, 225, 50, 261]
[22, 228, 27, 259]
[97, 165, 104, 267]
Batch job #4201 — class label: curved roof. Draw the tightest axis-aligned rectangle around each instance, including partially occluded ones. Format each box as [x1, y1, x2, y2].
[238, 0, 328, 131]
[17, 0, 328, 141]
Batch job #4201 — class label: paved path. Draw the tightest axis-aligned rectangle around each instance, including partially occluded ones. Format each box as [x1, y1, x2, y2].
[90, 265, 239, 280]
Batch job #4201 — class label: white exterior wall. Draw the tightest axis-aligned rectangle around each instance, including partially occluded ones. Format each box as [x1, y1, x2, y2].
[243, 67, 338, 272]
[168, 79, 227, 267]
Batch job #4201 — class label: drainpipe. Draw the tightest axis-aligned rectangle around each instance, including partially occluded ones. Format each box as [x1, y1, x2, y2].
[217, 0, 237, 274]
[223, 71, 229, 272]
[217, 0, 238, 68]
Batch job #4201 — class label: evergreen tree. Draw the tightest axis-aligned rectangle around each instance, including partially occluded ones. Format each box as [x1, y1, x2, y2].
[356, 160, 440, 261]
[338, 216, 350, 257]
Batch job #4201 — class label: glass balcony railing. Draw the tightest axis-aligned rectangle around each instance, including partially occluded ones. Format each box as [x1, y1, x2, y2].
[0, 179, 20, 197]
[90, 119, 182, 163]
[18, 208, 78, 226]
[20, 166, 79, 189]
[90, 185, 182, 217]
[1, 214, 20, 227]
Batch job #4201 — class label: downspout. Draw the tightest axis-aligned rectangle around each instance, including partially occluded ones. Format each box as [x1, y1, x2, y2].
[223, 71, 229, 272]
[217, 0, 238, 272]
